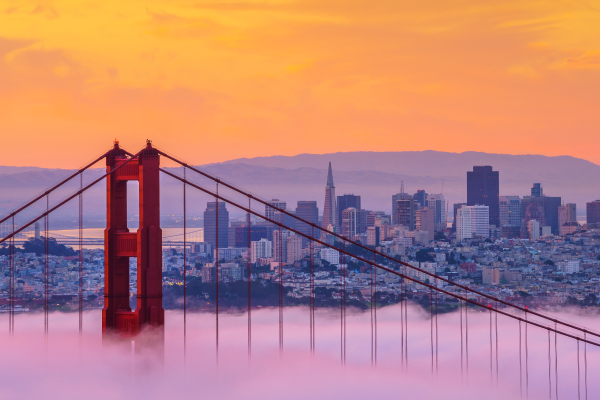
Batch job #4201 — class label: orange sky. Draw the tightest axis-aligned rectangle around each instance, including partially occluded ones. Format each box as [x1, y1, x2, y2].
[1, 0, 600, 168]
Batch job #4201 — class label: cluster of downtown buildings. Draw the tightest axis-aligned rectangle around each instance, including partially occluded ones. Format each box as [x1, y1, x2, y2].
[2, 163, 600, 310]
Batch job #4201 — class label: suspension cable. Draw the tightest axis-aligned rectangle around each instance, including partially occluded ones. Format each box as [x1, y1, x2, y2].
[155, 149, 600, 342]
[159, 169, 600, 347]
[247, 198, 251, 358]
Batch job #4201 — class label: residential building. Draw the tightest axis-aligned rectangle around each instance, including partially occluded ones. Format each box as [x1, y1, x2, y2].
[367, 226, 380, 246]
[482, 267, 500, 285]
[456, 205, 489, 240]
[452, 203, 467, 232]
[251, 238, 272, 263]
[273, 229, 292, 262]
[557, 260, 580, 274]
[286, 235, 303, 264]
[528, 219, 540, 241]
[320, 247, 340, 266]
[416, 207, 435, 242]
[455, 206, 472, 241]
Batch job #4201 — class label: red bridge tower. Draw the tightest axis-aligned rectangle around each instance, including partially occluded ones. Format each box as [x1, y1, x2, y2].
[103, 140, 164, 335]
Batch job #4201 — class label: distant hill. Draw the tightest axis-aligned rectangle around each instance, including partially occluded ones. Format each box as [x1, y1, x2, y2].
[1, 151, 599, 223]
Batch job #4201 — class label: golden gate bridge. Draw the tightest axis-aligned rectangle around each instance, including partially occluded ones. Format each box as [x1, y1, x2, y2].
[0, 140, 598, 398]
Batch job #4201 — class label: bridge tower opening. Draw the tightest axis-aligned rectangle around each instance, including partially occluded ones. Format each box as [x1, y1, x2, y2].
[103, 140, 164, 336]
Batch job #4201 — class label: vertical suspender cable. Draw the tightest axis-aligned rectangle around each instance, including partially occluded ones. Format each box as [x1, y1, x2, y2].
[215, 183, 219, 357]
[247, 198, 251, 358]
[404, 264, 408, 366]
[310, 226, 314, 353]
[548, 330, 552, 400]
[183, 167, 187, 361]
[79, 173, 83, 338]
[435, 278, 438, 375]
[458, 292, 464, 378]
[400, 262, 404, 370]
[519, 320, 523, 399]
[555, 322, 558, 400]
[490, 307, 493, 385]
[340, 240, 344, 364]
[370, 253, 374, 366]
[45, 195, 49, 337]
[584, 332, 587, 400]
[526, 311, 529, 398]
[429, 288, 433, 375]
[577, 340, 580, 400]
[465, 288, 469, 376]
[374, 252, 377, 365]
[495, 300, 499, 385]
[343, 241, 346, 364]
[279, 214, 283, 352]
[10, 216, 14, 335]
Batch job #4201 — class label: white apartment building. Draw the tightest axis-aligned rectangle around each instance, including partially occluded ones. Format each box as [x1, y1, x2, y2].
[456, 205, 489, 241]
[286, 235, 303, 264]
[528, 219, 540, 241]
[251, 238, 272, 263]
[558, 260, 580, 274]
[320, 247, 340, 266]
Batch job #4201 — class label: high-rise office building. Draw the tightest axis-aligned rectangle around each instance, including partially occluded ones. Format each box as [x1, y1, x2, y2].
[587, 200, 600, 229]
[520, 184, 561, 235]
[204, 201, 229, 252]
[413, 190, 428, 208]
[395, 198, 416, 230]
[322, 163, 337, 231]
[467, 166, 499, 227]
[426, 194, 446, 231]
[455, 206, 472, 241]
[265, 199, 286, 221]
[531, 183, 543, 197]
[499, 196, 521, 238]
[296, 201, 319, 247]
[392, 181, 412, 225]
[337, 194, 361, 230]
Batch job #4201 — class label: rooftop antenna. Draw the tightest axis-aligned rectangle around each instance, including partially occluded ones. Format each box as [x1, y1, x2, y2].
[400, 180, 404, 194]
[441, 178, 444, 194]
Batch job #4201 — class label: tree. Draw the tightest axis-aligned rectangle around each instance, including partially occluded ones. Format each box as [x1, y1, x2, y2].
[415, 248, 435, 262]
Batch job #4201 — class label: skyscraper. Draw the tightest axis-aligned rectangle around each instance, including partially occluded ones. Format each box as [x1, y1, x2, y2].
[395, 198, 415, 230]
[413, 189, 428, 208]
[467, 166, 499, 227]
[587, 200, 600, 229]
[265, 199, 286, 221]
[499, 196, 521, 238]
[337, 194, 361, 230]
[204, 201, 229, 252]
[392, 181, 412, 225]
[452, 203, 467, 232]
[531, 183, 543, 197]
[295, 200, 319, 247]
[322, 162, 337, 231]
[426, 194, 446, 231]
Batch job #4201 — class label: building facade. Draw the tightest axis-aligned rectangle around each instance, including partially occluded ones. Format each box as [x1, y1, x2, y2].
[467, 166, 499, 227]
[322, 162, 337, 231]
[204, 201, 229, 252]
